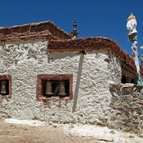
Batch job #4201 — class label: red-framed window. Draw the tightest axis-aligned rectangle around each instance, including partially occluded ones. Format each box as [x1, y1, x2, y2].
[0, 75, 12, 98]
[37, 74, 73, 101]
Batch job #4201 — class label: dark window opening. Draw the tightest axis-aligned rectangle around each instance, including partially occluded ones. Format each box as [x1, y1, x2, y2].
[131, 79, 135, 83]
[0, 75, 12, 98]
[42, 80, 69, 98]
[0, 80, 9, 96]
[121, 75, 127, 83]
[121, 75, 136, 84]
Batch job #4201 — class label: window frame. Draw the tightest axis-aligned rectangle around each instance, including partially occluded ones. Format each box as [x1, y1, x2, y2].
[37, 74, 73, 101]
[0, 75, 12, 98]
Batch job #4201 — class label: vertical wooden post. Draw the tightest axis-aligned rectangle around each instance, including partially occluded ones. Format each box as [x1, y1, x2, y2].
[72, 51, 85, 112]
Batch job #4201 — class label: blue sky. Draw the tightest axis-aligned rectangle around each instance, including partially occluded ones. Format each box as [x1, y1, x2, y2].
[0, 0, 143, 55]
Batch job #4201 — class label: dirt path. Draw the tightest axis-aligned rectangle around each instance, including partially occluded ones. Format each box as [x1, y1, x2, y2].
[0, 119, 143, 143]
[0, 121, 97, 143]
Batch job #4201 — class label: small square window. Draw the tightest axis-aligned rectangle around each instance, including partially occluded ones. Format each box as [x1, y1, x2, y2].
[0, 75, 12, 98]
[37, 74, 73, 101]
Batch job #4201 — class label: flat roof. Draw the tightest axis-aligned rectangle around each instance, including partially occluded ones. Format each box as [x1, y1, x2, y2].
[0, 21, 71, 41]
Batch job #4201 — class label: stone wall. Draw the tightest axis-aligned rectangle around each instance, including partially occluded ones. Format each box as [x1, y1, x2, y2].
[89, 82, 143, 135]
[108, 51, 122, 83]
[0, 38, 122, 124]
[107, 84, 143, 134]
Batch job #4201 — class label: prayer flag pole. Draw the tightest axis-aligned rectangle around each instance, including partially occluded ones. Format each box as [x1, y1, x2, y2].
[126, 13, 142, 85]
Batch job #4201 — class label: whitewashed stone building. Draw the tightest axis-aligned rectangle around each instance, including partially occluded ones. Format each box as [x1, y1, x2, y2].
[0, 21, 139, 124]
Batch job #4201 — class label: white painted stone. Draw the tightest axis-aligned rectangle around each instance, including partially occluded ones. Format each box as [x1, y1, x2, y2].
[0, 39, 122, 124]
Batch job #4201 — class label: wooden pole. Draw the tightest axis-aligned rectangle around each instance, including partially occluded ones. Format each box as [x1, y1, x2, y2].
[72, 51, 85, 112]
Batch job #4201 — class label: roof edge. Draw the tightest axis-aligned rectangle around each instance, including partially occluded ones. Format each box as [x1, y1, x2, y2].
[48, 37, 136, 71]
[0, 21, 71, 41]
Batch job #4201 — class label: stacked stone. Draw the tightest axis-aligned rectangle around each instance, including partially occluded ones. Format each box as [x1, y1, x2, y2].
[107, 83, 143, 134]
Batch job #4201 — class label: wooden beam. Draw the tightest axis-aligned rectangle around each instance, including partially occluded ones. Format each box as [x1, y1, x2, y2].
[72, 51, 85, 112]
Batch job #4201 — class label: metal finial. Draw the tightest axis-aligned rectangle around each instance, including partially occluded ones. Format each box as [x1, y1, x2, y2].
[71, 17, 79, 39]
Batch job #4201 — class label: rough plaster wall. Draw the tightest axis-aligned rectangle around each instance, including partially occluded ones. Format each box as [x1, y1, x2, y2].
[0, 39, 121, 124]
[108, 52, 122, 84]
